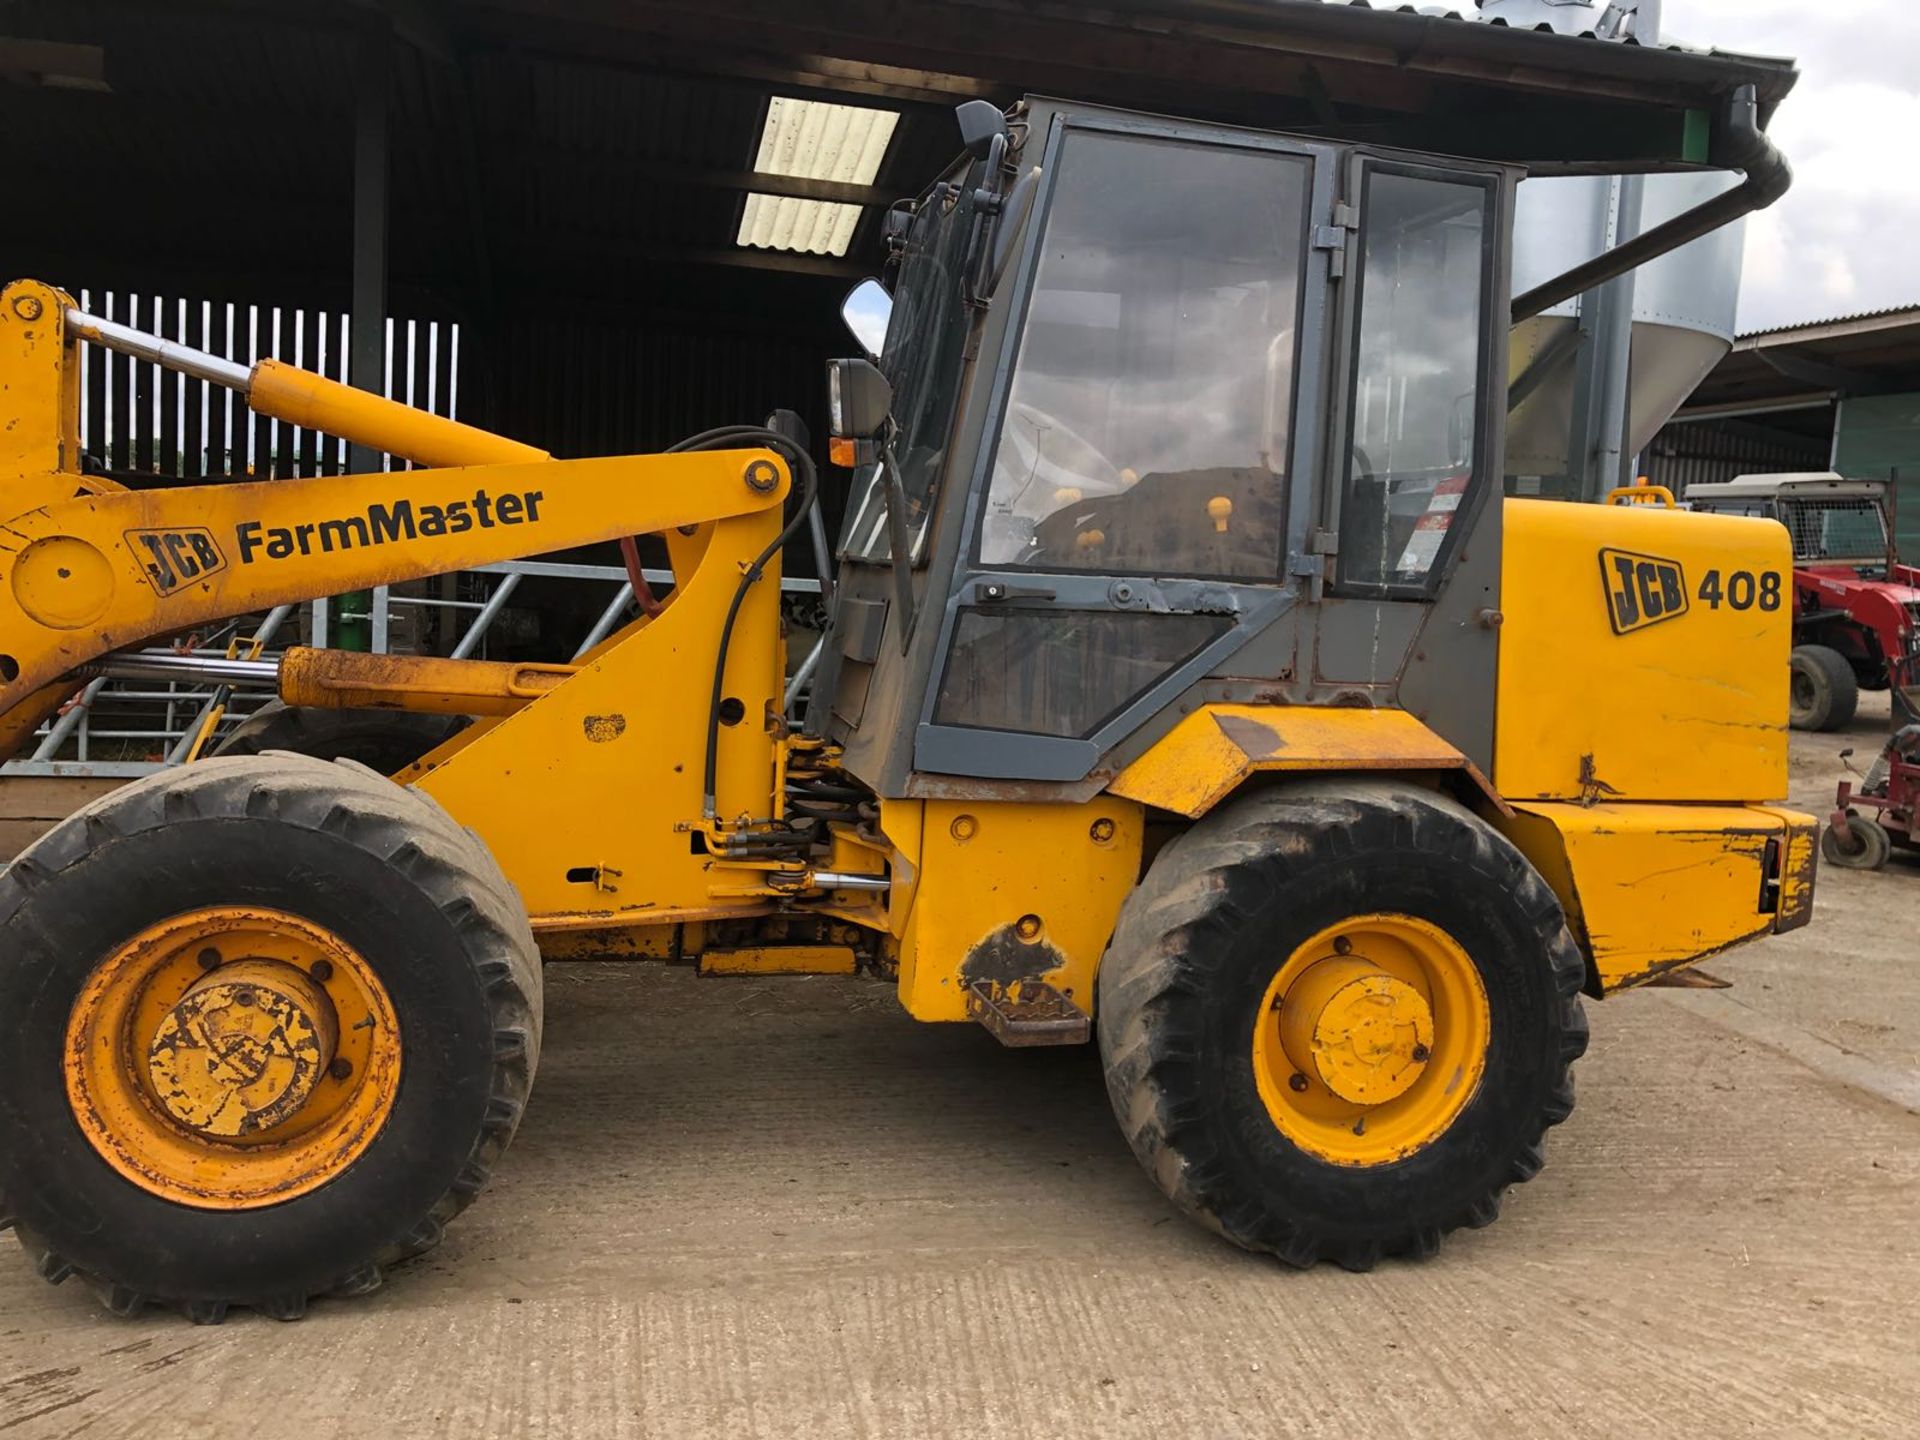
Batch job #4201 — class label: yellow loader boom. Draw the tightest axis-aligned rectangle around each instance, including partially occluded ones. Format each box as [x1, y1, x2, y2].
[0, 282, 789, 723]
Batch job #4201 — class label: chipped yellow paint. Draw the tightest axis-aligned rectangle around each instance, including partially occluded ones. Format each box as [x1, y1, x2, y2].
[146, 958, 340, 1138]
[698, 945, 858, 976]
[1107, 704, 1470, 817]
[0, 280, 92, 512]
[65, 907, 402, 1210]
[278, 647, 575, 717]
[1498, 801, 1818, 992]
[1497, 497, 1792, 803]
[892, 799, 1144, 1022]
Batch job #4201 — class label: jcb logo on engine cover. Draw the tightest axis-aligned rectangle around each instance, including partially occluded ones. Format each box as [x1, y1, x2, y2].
[1600, 548, 1688, 635]
[126, 528, 228, 595]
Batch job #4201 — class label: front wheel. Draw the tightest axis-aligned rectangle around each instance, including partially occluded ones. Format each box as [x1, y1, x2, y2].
[0, 754, 540, 1322]
[1097, 780, 1587, 1270]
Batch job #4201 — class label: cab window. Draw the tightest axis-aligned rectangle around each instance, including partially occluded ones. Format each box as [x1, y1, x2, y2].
[1339, 169, 1494, 594]
[975, 131, 1311, 580]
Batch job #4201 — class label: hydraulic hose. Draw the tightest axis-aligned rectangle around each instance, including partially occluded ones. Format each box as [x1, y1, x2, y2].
[660, 425, 820, 820]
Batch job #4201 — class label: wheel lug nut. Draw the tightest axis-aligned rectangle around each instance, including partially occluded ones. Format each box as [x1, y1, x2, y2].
[329, 1058, 353, 1081]
[310, 960, 334, 983]
[1333, 936, 1353, 955]
[197, 947, 222, 970]
[1288, 1072, 1309, 1093]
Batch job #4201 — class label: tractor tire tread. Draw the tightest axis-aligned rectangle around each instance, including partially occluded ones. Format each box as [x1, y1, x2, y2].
[212, 701, 467, 775]
[0, 753, 540, 1323]
[1098, 779, 1586, 1267]
[1789, 644, 1860, 732]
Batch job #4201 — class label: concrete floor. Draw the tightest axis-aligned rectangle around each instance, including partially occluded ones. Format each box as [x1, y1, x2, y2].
[4, 707, 1919, 1438]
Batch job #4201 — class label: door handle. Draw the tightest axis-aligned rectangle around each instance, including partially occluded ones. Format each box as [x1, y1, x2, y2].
[976, 581, 1057, 603]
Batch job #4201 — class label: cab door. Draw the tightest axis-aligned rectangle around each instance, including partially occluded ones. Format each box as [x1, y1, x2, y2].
[914, 112, 1343, 782]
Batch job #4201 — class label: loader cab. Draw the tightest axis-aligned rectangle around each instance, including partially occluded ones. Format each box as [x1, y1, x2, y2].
[815, 99, 1515, 796]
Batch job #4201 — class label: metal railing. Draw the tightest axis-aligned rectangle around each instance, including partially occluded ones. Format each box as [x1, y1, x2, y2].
[7, 562, 825, 779]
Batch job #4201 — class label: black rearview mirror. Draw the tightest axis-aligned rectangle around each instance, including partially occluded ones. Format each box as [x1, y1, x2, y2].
[955, 99, 1008, 161]
[827, 357, 894, 441]
[840, 279, 893, 361]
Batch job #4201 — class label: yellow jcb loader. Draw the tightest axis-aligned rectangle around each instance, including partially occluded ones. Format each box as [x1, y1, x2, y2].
[0, 93, 1813, 1322]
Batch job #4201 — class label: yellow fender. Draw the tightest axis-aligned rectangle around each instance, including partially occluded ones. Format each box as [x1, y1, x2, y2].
[1107, 704, 1492, 817]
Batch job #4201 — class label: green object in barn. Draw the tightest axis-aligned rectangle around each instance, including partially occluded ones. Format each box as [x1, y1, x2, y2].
[1835, 391, 1920, 559]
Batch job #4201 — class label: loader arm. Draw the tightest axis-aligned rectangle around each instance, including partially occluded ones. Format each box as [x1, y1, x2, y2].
[0, 282, 789, 725]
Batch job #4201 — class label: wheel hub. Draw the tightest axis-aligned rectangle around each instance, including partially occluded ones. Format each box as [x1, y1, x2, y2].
[147, 959, 339, 1139]
[65, 906, 402, 1209]
[1252, 913, 1490, 1166]
[1280, 957, 1433, 1105]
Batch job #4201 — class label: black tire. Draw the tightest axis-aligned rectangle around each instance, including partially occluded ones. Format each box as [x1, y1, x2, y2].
[0, 753, 540, 1323]
[1096, 779, 1587, 1270]
[214, 700, 468, 775]
[1821, 813, 1892, 871]
[1789, 645, 1859, 732]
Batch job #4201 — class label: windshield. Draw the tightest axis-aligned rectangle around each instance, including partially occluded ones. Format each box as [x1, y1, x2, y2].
[975, 130, 1309, 578]
[1778, 495, 1889, 564]
[841, 160, 979, 562]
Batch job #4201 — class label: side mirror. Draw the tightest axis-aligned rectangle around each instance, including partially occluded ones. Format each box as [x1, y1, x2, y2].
[840, 278, 893, 361]
[827, 357, 894, 441]
[954, 99, 1008, 161]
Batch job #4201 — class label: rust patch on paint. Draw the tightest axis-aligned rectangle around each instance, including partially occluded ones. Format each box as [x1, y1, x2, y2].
[582, 714, 627, 743]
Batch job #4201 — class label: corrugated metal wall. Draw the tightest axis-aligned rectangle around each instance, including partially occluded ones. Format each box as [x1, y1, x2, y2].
[1644, 414, 1832, 496]
[464, 305, 847, 540]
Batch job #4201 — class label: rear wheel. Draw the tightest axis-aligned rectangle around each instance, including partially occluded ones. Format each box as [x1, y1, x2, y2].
[1821, 812, 1892, 871]
[1789, 645, 1859, 731]
[214, 700, 467, 775]
[1097, 780, 1587, 1269]
[0, 754, 539, 1322]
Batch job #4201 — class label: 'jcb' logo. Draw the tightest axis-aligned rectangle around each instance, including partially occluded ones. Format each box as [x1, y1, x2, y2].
[125, 528, 228, 595]
[1600, 548, 1688, 634]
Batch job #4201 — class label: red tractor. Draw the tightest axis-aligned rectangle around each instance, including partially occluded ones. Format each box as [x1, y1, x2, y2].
[1687, 473, 1920, 731]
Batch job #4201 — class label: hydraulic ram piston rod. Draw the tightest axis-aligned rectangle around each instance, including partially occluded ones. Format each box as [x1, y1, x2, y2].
[62, 307, 547, 470]
[77, 651, 282, 687]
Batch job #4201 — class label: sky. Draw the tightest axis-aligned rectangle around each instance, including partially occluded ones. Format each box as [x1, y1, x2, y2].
[1660, 0, 1920, 332]
[1318, 1, 1919, 334]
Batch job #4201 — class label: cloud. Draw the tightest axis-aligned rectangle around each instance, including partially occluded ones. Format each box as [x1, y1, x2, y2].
[1657, 0, 1920, 329]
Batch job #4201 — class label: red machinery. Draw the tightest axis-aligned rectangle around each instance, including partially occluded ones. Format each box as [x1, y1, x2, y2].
[1688, 473, 1919, 731]
[1823, 724, 1920, 871]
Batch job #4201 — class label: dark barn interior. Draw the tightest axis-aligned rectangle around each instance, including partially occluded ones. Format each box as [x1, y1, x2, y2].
[1, 0, 1797, 654]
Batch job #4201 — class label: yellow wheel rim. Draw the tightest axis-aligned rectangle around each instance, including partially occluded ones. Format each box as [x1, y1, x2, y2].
[64, 906, 403, 1210]
[1251, 913, 1489, 1166]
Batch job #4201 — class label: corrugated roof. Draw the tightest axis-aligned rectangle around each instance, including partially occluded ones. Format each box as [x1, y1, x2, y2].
[1315, 0, 1795, 66]
[0, 0, 1804, 322]
[737, 98, 901, 257]
[1737, 306, 1920, 343]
